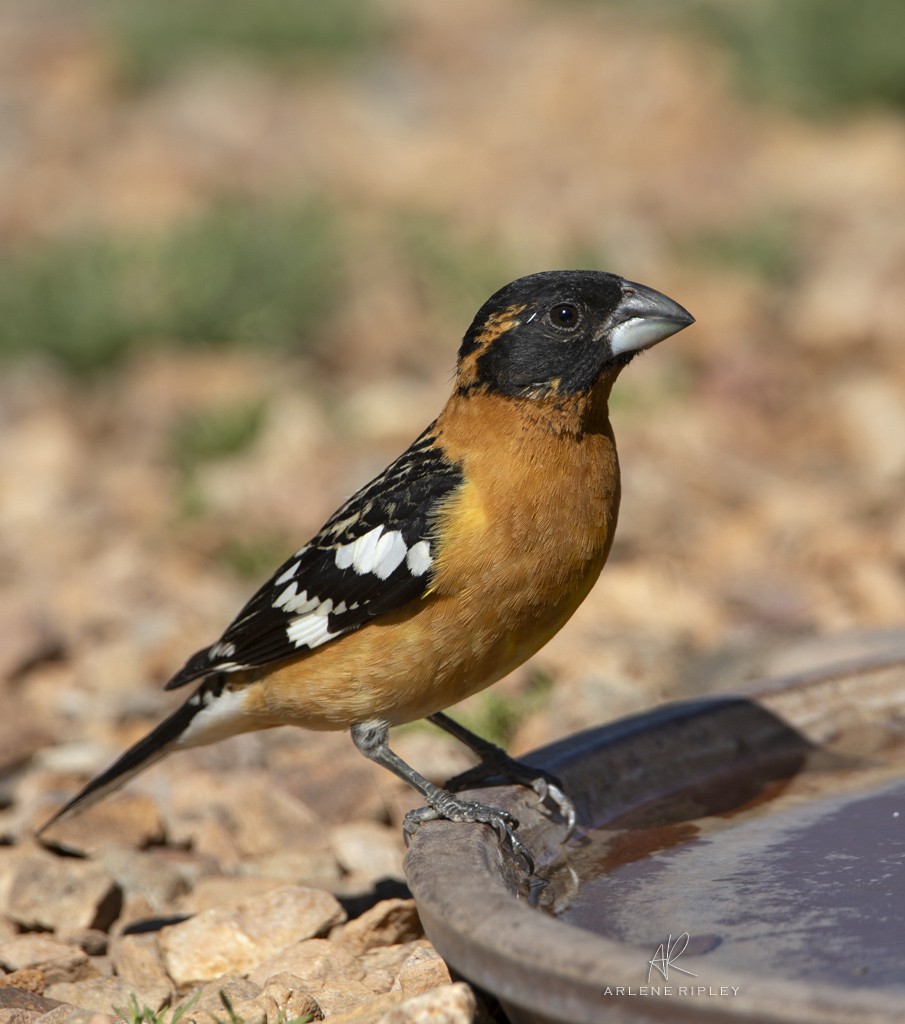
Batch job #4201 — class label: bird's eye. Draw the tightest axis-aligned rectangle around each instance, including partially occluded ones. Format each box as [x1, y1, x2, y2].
[548, 302, 581, 332]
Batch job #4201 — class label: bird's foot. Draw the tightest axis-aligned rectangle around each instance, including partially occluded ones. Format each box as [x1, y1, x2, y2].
[445, 756, 577, 838]
[403, 790, 534, 873]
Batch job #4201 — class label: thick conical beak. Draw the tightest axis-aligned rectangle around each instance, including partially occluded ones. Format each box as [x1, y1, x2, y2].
[608, 280, 695, 357]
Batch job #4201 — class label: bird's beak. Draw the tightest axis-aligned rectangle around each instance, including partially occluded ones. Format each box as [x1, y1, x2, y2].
[607, 280, 695, 357]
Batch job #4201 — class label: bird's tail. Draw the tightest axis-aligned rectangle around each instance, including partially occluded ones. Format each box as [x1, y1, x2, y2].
[37, 677, 256, 836]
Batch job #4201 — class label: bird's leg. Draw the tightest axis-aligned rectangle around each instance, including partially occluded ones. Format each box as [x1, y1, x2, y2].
[428, 711, 577, 836]
[350, 720, 534, 872]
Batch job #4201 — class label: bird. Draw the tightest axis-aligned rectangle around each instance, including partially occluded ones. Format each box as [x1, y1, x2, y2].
[38, 269, 693, 865]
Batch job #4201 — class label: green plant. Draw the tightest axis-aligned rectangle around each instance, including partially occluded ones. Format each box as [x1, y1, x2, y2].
[457, 668, 556, 748]
[114, 988, 315, 1024]
[115, 989, 200, 1024]
[676, 215, 798, 284]
[97, 0, 389, 89]
[0, 199, 338, 373]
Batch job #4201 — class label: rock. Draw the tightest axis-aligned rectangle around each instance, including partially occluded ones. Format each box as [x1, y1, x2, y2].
[249, 940, 373, 1017]
[158, 886, 346, 985]
[330, 824, 405, 883]
[174, 875, 288, 915]
[39, 796, 165, 856]
[391, 948, 451, 999]
[181, 975, 262, 1024]
[0, 992, 61, 1014]
[359, 944, 423, 996]
[35, 1010, 118, 1024]
[3, 855, 122, 933]
[379, 983, 475, 1024]
[0, 974, 45, 996]
[98, 849, 191, 913]
[42, 978, 154, 1017]
[237, 850, 342, 889]
[0, 937, 90, 986]
[257, 974, 322, 1022]
[0, 1011, 40, 1024]
[107, 933, 172, 1001]
[333, 900, 423, 955]
[53, 934, 106, 960]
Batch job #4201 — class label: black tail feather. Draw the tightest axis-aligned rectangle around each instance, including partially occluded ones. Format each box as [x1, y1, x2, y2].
[36, 696, 201, 837]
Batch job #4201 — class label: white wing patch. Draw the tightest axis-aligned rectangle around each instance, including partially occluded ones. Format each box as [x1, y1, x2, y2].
[406, 540, 432, 576]
[286, 612, 339, 649]
[265, 528, 434, 654]
[334, 526, 428, 580]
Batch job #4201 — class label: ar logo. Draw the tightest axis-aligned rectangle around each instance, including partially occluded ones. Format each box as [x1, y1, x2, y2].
[648, 932, 699, 983]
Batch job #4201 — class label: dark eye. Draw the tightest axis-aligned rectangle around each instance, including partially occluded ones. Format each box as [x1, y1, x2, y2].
[548, 302, 581, 331]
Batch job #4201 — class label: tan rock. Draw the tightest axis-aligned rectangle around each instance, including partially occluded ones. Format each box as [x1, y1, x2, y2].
[379, 983, 475, 1023]
[3, 855, 122, 933]
[0, 937, 90, 986]
[0, 992, 61, 1014]
[0, 973, 45, 995]
[35, 1011, 117, 1024]
[180, 975, 261, 1024]
[330, 824, 405, 882]
[174, 875, 288, 915]
[333, 900, 422, 955]
[257, 974, 321, 1022]
[249, 940, 372, 1016]
[40, 796, 164, 856]
[44, 976, 154, 1016]
[158, 886, 346, 985]
[98, 849, 191, 914]
[0, 1010, 40, 1024]
[391, 948, 451, 999]
[107, 933, 172, 1000]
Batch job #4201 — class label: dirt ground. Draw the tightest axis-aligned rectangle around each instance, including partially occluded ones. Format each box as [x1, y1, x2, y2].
[2, 1, 905, 1021]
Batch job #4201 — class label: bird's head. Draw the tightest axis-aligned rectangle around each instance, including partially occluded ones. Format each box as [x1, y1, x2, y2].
[456, 270, 693, 399]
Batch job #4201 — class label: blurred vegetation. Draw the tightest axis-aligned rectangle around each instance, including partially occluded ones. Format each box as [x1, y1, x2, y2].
[0, 200, 339, 373]
[98, 0, 388, 88]
[695, 0, 905, 115]
[457, 669, 555, 748]
[602, 0, 905, 115]
[676, 214, 799, 284]
[393, 214, 516, 324]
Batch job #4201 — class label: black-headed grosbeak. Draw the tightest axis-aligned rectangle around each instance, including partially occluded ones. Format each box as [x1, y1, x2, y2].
[40, 270, 693, 864]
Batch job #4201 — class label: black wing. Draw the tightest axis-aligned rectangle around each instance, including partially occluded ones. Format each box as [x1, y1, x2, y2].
[165, 426, 462, 690]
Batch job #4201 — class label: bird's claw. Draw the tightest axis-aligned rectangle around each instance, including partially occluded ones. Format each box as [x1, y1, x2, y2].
[446, 758, 577, 838]
[530, 777, 577, 839]
[404, 793, 535, 874]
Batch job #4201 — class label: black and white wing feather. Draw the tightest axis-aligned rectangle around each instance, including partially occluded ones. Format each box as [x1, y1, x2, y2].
[165, 427, 462, 691]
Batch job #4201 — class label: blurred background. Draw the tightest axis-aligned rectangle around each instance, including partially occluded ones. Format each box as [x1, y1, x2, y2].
[2, 0, 905, 849]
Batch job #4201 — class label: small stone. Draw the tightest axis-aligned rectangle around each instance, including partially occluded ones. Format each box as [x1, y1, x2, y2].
[0, 936, 90, 986]
[36, 1011, 117, 1024]
[333, 900, 423, 955]
[39, 796, 165, 856]
[99, 849, 190, 914]
[379, 983, 475, 1023]
[359, 945, 422, 996]
[249, 940, 372, 1017]
[391, 947, 451, 998]
[0, 973, 45, 995]
[158, 886, 346, 985]
[4, 855, 122, 933]
[53, 934, 106, 959]
[0, 992, 60, 1014]
[43, 978, 154, 1017]
[330, 824, 405, 882]
[181, 976, 261, 1024]
[0, 1010, 40, 1024]
[107, 933, 172, 1000]
[174, 875, 288, 915]
[258, 975, 321, 1022]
